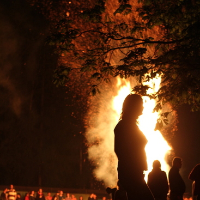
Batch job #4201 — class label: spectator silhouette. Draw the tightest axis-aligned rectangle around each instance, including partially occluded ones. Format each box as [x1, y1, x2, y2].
[189, 163, 200, 200]
[71, 195, 76, 200]
[168, 157, 186, 200]
[24, 193, 29, 200]
[1, 188, 8, 200]
[29, 191, 35, 200]
[8, 185, 16, 200]
[88, 194, 93, 200]
[16, 193, 22, 200]
[114, 94, 154, 200]
[147, 160, 169, 200]
[52, 191, 59, 200]
[36, 189, 45, 200]
[115, 180, 128, 200]
[57, 191, 64, 200]
[65, 194, 71, 200]
[45, 193, 52, 200]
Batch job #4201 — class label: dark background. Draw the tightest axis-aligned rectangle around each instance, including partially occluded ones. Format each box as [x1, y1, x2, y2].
[0, 0, 200, 194]
[0, 0, 94, 189]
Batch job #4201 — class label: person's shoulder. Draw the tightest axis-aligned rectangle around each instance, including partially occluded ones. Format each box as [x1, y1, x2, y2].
[160, 170, 167, 174]
[159, 170, 167, 177]
[148, 171, 153, 179]
[169, 166, 177, 175]
[148, 170, 153, 175]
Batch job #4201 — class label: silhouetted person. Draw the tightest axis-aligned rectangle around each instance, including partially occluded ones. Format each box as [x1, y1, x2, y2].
[1, 188, 8, 200]
[114, 94, 154, 200]
[168, 157, 186, 200]
[147, 160, 169, 200]
[36, 189, 45, 200]
[106, 187, 117, 200]
[8, 185, 16, 200]
[189, 163, 200, 200]
[88, 194, 94, 200]
[16, 193, 22, 200]
[29, 191, 35, 200]
[115, 181, 128, 200]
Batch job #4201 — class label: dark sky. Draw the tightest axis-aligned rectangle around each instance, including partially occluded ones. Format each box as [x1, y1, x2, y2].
[1, 0, 200, 195]
[0, 0, 93, 189]
[171, 107, 200, 195]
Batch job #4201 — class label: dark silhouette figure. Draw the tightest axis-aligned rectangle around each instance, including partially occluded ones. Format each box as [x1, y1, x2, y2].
[114, 94, 154, 200]
[1, 188, 8, 200]
[189, 163, 200, 200]
[168, 157, 186, 200]
[147, 160, 169, 200]
[106, 187, 117, 200]
[29, 191, 35, 200]
[16, 193, 22, 200]
[106, 181, 127, 200]
[115, 181, 128, 200]
[36, 189, 45, 200]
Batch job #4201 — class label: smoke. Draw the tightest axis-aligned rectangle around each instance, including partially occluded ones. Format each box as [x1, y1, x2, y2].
[85, 78, 138, 187]
[85, 89, 118, 187]
[85, 76, 176, 187]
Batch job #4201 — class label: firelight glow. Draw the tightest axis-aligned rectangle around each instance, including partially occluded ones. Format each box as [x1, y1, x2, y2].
[86, 76, 172, 187]
[113, 76, 172, 181]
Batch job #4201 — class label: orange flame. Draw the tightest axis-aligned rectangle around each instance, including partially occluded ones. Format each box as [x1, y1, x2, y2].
[85, 76, 172, 187]
[113, 76, 172, 181]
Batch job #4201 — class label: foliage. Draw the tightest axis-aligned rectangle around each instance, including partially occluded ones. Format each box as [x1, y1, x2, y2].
[29, 0, 200, 131]
[138, 0, 200, 112]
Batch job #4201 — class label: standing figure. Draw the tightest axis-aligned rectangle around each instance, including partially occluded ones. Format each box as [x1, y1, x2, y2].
[79, 197, 83, 200]
[147, 160, 169, 200]
[36, 189, 45, 200]
[188, 163, 200, 200]
[8, 185, 17, 200]
[114, 94, 154, 200]
[16, 193, 22, 200]
[168, 157, 186, 200]
[88, 194, 93, 200]
[71, 195, 76, 200]
[45, 193, 52, 200]
[1, 188, 8, 200]
[24, 193, 29, 200]
[65, 193, 71, 200]
[57, 191, 64, 200]
[52, 191, 59, 200]
[29, 191, 35, 200]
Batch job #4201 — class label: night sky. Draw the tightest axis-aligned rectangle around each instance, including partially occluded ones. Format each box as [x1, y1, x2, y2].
[0, 0, 93, 189]
[1, 0, 200, 195]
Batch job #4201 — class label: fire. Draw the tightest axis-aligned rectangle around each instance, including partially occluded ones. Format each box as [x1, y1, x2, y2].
[85, 76, 172, 187]
[113, 76, 172, 181]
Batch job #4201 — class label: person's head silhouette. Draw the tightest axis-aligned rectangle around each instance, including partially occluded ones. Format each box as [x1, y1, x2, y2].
[152, 160, 161, 170]
[172, 157, 182, 169]
[121, 94, 143, 121]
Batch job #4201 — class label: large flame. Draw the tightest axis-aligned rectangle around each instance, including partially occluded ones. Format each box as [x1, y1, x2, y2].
[113, 76, 172, 181]
[85, 76, 172, 187]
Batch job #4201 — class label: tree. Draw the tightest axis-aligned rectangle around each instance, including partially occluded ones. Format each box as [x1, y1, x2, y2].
[30, 0, 200, 114]
[27, 0, 200, 188]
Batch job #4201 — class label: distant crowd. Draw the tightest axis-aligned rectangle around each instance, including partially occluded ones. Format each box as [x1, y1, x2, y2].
[0, 185, 105, 200]
[107, 157, 200, 200]
[1, 157, 200, 200]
